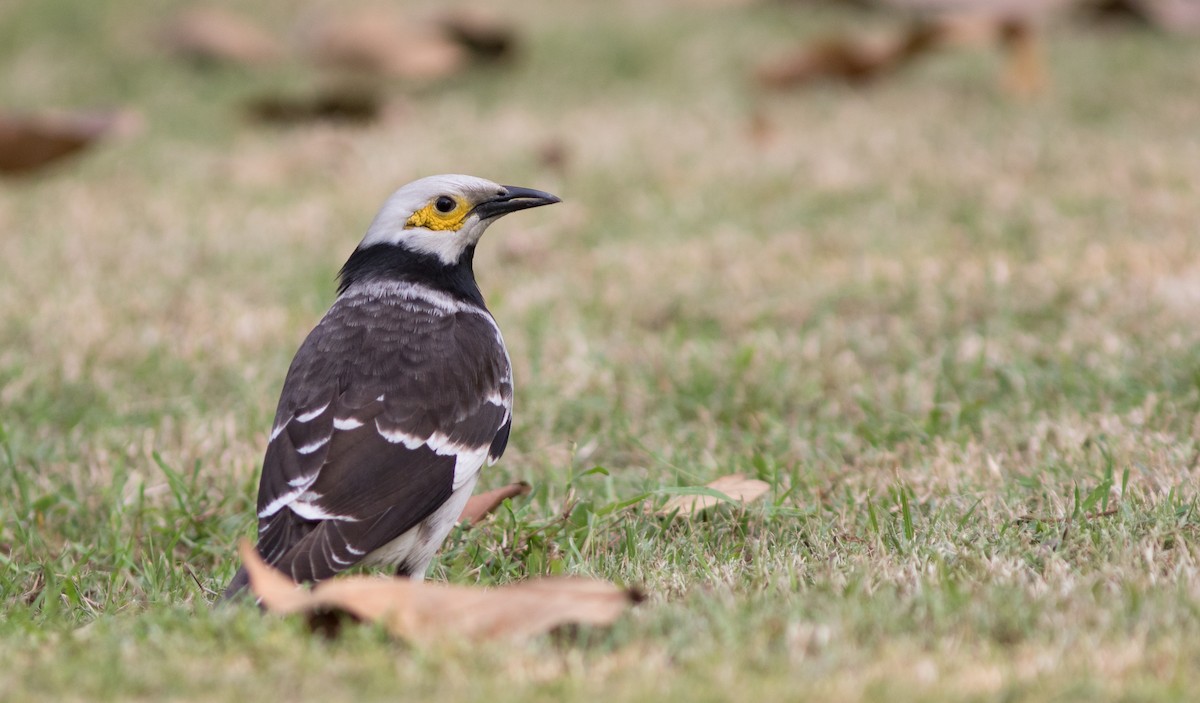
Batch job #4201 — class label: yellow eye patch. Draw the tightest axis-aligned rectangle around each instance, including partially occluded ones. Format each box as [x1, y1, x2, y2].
[404, 196, 469, 231]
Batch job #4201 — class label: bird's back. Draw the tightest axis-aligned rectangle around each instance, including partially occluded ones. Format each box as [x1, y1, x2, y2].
[224, 278, 512, 596]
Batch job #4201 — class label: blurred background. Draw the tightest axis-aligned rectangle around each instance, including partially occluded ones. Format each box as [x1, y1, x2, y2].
[2, 0, 1200, 687]
[2, 0, 1200, 695]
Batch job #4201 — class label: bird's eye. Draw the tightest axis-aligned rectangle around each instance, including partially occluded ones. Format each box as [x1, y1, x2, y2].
[434, 196, 456, 213]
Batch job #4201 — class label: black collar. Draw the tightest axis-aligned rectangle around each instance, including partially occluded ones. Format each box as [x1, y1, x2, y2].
[337, 244, 486, 308]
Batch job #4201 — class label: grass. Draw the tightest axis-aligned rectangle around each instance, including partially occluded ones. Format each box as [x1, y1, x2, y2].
[3, 0, 1200, 699]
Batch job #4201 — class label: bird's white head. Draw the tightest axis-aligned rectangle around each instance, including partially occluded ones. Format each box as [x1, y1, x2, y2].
[357, 174, 560, 265]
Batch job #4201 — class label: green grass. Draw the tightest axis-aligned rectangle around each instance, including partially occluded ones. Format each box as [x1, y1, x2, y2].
[3, 0, 1200, 700]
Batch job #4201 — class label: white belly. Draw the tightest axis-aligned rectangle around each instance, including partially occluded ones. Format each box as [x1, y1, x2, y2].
[360, 474, 480, 579]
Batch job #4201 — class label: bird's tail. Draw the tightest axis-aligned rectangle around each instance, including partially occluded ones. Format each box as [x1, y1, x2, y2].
[220, 512, 325, 602]
[219, 565, 251, 601]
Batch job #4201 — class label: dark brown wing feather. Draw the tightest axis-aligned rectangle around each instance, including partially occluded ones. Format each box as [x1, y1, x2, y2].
[223, 286, 511, 596]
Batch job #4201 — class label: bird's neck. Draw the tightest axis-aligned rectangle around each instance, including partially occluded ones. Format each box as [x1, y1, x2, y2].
[337, 244, 486, 308]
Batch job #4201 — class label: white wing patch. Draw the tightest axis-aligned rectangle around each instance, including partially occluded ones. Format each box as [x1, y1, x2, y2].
[295, 403, 330, 423]
[374, 419, 490, 489]
[259, 471, 319, 518]
[259, 487, 305, 519]
[288, 498, 351, 522]
[295, 436, 330, 455]
[262, 411, 496, 523]
[267, 400, 331, 442]
[334, 416, 364, 430]
[286, 490, 357, 522]
[375, 421, 428, 450]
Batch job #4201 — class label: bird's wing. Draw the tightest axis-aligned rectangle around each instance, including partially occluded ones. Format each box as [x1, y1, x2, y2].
[252, 291, 512, 582]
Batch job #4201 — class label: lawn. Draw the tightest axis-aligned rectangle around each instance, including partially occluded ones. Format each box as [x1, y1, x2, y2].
[3, 0, 1200, 700]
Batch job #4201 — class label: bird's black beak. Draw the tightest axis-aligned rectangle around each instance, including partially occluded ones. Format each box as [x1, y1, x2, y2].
[473, 185, 561, 220]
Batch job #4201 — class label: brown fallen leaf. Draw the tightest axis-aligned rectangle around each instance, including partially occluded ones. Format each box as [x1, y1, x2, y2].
[656, 473, 771, 518]
[438, 9, 519, 63]
[880, 0, 1069, 13]
[245, 88, 382, 126]
[301, 9, 468, 81]
[457, 481, 531, 525]
[158, 7, 283, 66]
[755, 24, 941, 89]
[0, 110, 142, 175]
[240, 540, 640, 643]
[1110, 0, 1200, 33]
[1077, 0, 1200, 32]
[757, 14, 1047, 97]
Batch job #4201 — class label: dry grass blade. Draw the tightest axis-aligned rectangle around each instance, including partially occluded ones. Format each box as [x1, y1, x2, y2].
[240, 541, 640, 643]
[158, 7, 283, 66]
[1016, 508, 1120, 524]
[458, 482, 532, 525]
[0, 110, 141, 175]
[657, 473, 771, 518]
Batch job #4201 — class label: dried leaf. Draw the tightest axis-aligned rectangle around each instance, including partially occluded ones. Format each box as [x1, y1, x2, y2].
[757, 14, 1049, 97]
[1081, 0, 1200, 33]
[158, 7, 283, 66]
[656, 473, 771, 518]
[756, 25, 941, 89]
[0, 110, 142, 175]
[240, 540, 639, 643]
[458, 481, 531, 525]
[1144, 0, 1200, 33]
[245, 88, 381, 126]
[1118, 0, 1195, 32]
[302, 9, 468, 81]
[438, 9, 519, 62]
[881, 0, 1070, 13]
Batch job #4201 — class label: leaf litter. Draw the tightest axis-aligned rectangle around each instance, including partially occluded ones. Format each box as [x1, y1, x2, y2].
[656, 473, 772, 518]
[238, 474, 770, 642]
[457, 481, 532, 525]
[240, 540, 641, 644]
[0, 110, 142, 175]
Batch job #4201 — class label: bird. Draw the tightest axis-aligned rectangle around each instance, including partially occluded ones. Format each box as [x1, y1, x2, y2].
[222, 174, 560, 598]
